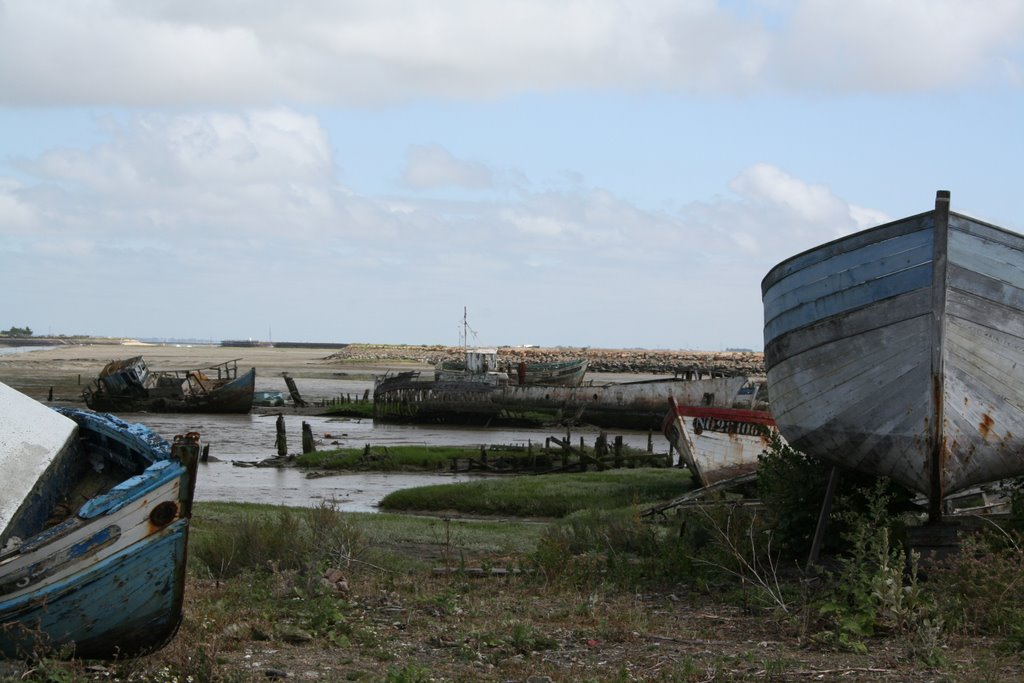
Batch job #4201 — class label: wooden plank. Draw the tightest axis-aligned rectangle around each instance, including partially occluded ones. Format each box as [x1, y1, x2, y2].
[768, 316, 930, 428]
[764, 262, 932, 342]
[950, 230, 1024, 291]
[951, 213, 1024, 252]
[765, 288, 932, 367]
[763, 229, 932, 312]
[761, 213, 932, 293]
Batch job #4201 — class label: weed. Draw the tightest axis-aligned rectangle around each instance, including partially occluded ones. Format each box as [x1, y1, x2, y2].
[687, 501, 793, 614]
[507, 620, 557, 654]
[816, 479, 940, 657]
[384, 663, 431, 682]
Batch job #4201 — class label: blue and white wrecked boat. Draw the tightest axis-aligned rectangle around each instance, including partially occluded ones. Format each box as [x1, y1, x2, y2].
[763, 190, 1024, 519]
[0, 381, 200, 659]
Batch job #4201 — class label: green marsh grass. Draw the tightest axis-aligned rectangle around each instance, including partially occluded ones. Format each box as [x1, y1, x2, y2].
[377, 467, 694, 517]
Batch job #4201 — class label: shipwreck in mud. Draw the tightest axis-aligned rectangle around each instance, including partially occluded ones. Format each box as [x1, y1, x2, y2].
[83, 356, 256, 414]
[374, 365, 767, 431]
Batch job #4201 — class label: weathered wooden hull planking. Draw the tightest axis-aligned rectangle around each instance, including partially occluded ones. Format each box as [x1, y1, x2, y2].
[662, 399, 779, 487]
[375, 375, 765, 430]
[1, 385, 200, 659]
[762, 191, 1024, 512]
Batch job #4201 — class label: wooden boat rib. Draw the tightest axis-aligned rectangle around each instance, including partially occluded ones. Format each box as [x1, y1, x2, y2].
[762, 190, 1024, 518]
[1, 381, 200, 659]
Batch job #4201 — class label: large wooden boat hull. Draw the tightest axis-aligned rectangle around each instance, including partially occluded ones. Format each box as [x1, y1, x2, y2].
[376, 373, 766, 430]
[1, 382, 200, 659]
[662, 399, 779, 487]
[762, 191, 1024, 513]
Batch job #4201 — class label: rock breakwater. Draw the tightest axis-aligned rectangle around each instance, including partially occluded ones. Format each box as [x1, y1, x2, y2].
[325, 344, 764, 377]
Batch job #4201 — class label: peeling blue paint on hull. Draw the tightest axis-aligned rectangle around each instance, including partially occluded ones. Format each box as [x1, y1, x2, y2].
[0, 521, 188, 659]
[1, 388, 200, 660]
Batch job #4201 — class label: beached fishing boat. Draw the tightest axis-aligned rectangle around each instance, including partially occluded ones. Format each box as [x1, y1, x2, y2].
[433, 349, 511, 386]
[83, 356, 255, 414]
[435, 355, 589, 387]
[662, 394, 779, 487]
[0, 381, 201, 658]
[762, 190, 1024, 518]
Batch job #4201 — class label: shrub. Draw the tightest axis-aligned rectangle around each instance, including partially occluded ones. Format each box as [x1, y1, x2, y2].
[926, 528, 1024, 648]
[757, 434, 915, 560]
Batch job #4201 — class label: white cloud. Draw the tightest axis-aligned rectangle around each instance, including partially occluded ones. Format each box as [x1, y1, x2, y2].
[0, 1, 1020, 106]
[16, 109, 339, 243]
[730, 163, 847, 225]
[0, 109, 889, 348]
[777, 0, 1024, 91]
[0, 180, 39, 233]
[657, 163, 890, 267]
[402, 145, 493, 189]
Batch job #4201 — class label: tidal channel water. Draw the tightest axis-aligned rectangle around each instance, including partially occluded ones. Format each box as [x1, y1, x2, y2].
[0, 344, 671, 513]
[123, 408, 663, 513]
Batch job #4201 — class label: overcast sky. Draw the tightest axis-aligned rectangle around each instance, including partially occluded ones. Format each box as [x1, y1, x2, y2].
[2, 1, 1022, 350]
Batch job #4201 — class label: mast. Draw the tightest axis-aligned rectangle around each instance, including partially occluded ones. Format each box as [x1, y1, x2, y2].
[460, 306, 477, 350]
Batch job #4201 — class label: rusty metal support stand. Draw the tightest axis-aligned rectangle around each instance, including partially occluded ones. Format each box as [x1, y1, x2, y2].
[807, 466, 841, 570]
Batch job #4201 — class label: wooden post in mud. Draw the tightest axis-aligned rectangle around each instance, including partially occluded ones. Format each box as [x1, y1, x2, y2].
[615, 436, 627, 468]
[302, 421, 315, 454]
[275, 414, 287, 456]
[283, 373, 307, 407]
[647, 431, 653, 453]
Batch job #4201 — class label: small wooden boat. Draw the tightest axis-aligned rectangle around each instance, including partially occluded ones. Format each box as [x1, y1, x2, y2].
[662, 392, 778, 487]
[509, 358, 589, 387]
[0, 381, 200, 658]
[83, 356, 256, 414]
[435, 349, 589, 387]
[762, 190, 1024, 518]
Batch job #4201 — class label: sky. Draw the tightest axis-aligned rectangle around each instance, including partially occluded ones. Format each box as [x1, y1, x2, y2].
[1, 1, 1022, 351]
